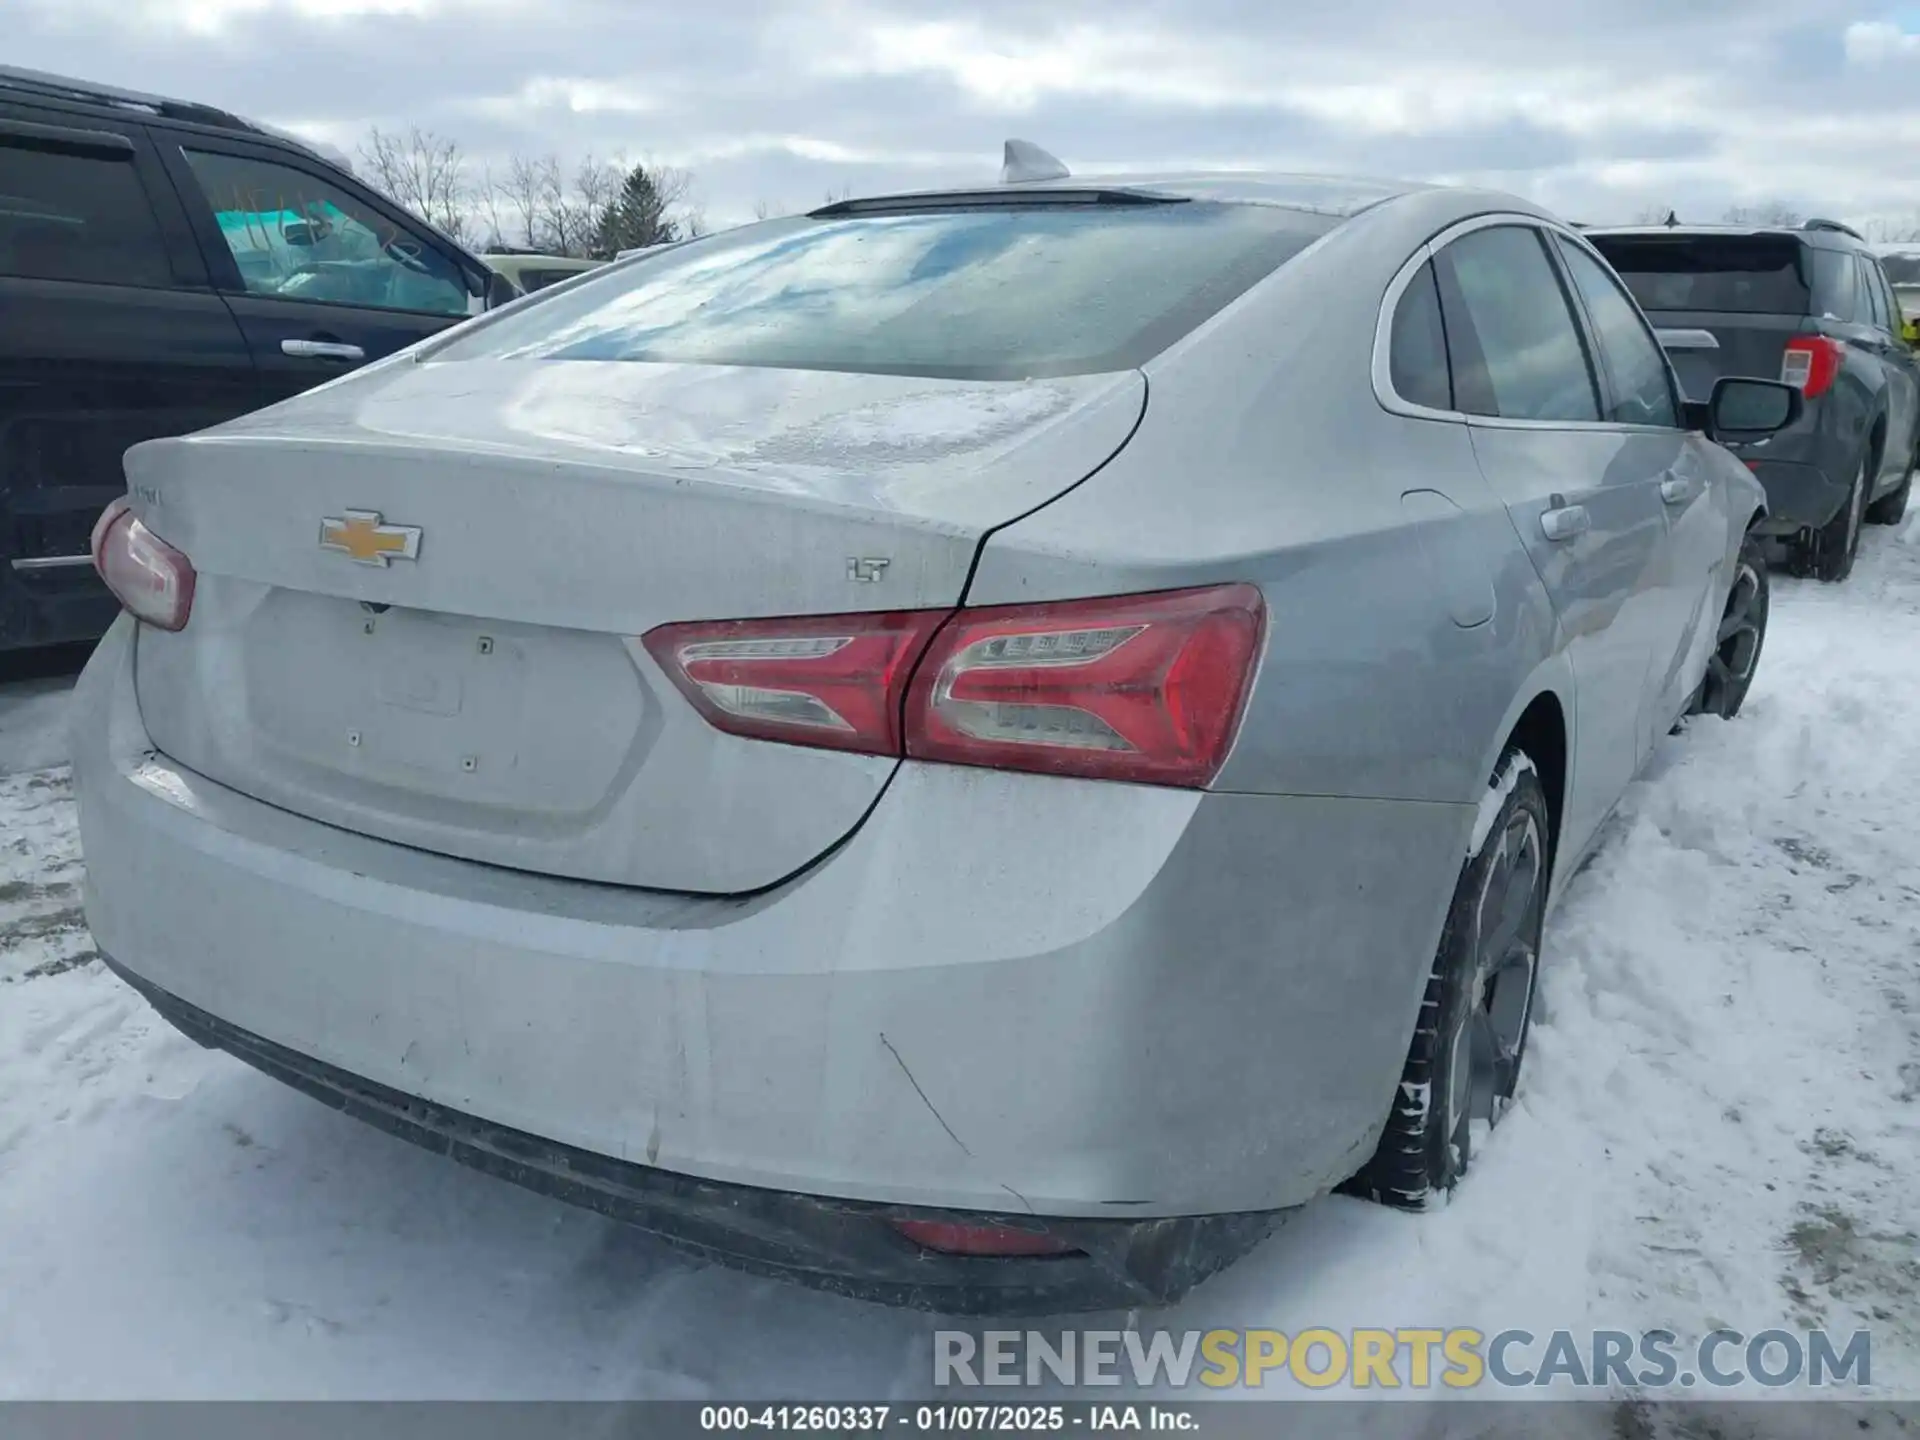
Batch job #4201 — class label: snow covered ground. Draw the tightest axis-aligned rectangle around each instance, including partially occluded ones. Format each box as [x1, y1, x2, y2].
[2, 531, 1916, 1408]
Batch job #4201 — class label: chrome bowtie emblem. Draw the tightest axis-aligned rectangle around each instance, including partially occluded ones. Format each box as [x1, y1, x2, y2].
[319, 510, 423, 566]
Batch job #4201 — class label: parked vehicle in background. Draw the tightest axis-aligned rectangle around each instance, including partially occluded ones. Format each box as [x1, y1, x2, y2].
[75, 155, 1798, 1312]
[1587, 219, 1918, 581]
[0, 65, 512, 652]
[482, 249, 604, 296]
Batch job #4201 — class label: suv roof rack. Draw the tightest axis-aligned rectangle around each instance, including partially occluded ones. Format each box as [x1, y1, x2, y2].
[0, 64, 340, 169]
[1803, 217, 1866, 242]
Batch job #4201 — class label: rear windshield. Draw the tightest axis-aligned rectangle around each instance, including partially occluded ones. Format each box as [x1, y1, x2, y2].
[433, 201, 1332, 380]
[1587, 235, 1811, 314]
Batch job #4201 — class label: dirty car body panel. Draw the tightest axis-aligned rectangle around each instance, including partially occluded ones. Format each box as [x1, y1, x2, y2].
[75, 172, 1767, 1309]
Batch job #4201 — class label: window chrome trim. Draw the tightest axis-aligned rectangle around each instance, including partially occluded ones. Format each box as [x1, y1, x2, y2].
[1372, 211, 1685, 435]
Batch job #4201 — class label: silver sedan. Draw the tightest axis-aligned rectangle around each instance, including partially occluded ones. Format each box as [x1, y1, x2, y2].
[74, 160, 1792, 1312]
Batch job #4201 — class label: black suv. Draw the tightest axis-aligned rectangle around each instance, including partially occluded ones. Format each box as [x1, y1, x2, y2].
[0, 66, 514, 651]
[1586, 218, 1918, 582]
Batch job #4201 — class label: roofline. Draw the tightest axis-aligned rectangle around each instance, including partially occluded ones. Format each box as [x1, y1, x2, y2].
[0, 64, 344, 173]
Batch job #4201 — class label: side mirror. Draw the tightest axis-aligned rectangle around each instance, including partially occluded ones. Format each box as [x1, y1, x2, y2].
[1694, 376, 1803, 442]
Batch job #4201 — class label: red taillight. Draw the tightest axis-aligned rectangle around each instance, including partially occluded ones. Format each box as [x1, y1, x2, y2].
[1781, 336, 1842, 399]
[642, 583, 1266, 788]
[890, 1219, 1076, 1257]
[90, 498, 195, 632]
[642, 609, 947, 756]
[905, 584, 1265, 788]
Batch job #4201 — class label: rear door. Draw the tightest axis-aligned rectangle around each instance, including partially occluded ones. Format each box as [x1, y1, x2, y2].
[1858, 255, 1920, 479]
[1434, 220, 1675, 861]
[152, 135, 478, 407]
[1550, 231, 1722, 736]
[0, 102, 254, 648]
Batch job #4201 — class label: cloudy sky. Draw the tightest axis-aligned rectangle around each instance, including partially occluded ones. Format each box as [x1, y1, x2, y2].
[15, 0, 1920, 234]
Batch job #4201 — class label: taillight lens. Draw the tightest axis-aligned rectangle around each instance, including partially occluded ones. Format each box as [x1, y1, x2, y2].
[643, 584, 1266, 787]
[1781, 337, 1842, 399]
[890, 1219, 1077, 1257]
[642, 610, 947, 755]
[90, 498, 195, 632]
[904, 584, 1265, 787]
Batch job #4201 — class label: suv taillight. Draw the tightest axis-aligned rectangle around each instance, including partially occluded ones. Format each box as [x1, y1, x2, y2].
[642, 584, 1266, 788]
[90, 498, 195, 632]
[1781, 336, 1843, 399]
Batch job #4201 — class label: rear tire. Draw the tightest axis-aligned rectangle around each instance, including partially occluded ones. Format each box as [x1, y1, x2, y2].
[1690, 533, 1769, 720]
[1345, 750, 1550, 1209]
[1803, 449, 1869, 583]
[1866, 444, 1913, 526]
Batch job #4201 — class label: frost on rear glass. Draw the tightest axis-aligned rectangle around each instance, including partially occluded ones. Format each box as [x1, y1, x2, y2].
[433, 203, 1330, 380]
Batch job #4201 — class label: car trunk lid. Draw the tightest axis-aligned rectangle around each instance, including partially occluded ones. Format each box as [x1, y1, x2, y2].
[126, 357, 1147, 894]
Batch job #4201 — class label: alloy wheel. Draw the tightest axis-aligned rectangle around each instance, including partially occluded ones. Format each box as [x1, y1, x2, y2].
[1447, 807, 1544, 1144]
[1701, 561, 1765, 716]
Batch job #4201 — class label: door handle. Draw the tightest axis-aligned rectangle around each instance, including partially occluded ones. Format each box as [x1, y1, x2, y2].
[1660, 475, 1696, 505]
[281, 338, 366, 362]
[1540, 501, 1590, 541]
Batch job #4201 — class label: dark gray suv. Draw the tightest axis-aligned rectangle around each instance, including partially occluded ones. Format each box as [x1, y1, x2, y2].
[1587, 219, 1917, 582]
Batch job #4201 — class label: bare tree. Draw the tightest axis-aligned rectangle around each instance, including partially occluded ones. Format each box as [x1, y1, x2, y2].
[475, 162, 510, 251]
[752, 197, 782, 221]
[498, 153, 548, 249]
[363, 133, 703, 256]
[360, 126, 471, 241]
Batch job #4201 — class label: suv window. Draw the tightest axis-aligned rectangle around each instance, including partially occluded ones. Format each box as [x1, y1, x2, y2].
[1854, 256, 1886, 330]
[1553, 236, 1678, 428]
[181, 148, 469, 316]
[1388, 260, 1451, 410]
[1435, 225, 1599, 423]
[1864, 259, 1900, 333]
[0, 133, 171, 288]
[434, 202, 1334, 380]
[1588, 234, 1810, 315]
[1810, 248, 1858, 321]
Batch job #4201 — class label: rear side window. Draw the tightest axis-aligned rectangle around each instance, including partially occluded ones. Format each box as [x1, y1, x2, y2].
[435, 201, 1334, 380]
[1588, 235, 1810, 315]
[1811, 248, 1859, 321]
[1859, 257, 1891, 330]
[0, 134, 171, 288]
[1435, 226, 1599, 423]
[1865, 260, 1900, 333]
[1553, 237, 1678, 429]
[1388, 261, 1452, 410]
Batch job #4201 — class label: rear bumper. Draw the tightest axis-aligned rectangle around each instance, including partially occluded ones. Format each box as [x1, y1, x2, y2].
[75, 618, 1468, 1235]
[1743, 458, 1850, 533]
[110, 955, 1275, 1312]
[1723, 409, 1853, 531]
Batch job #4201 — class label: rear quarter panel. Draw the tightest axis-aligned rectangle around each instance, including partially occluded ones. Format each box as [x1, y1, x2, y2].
[968, 191, 1563, 812]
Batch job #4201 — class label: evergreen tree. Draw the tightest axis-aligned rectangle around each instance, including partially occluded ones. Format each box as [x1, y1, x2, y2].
[594, 164, 681, 257]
